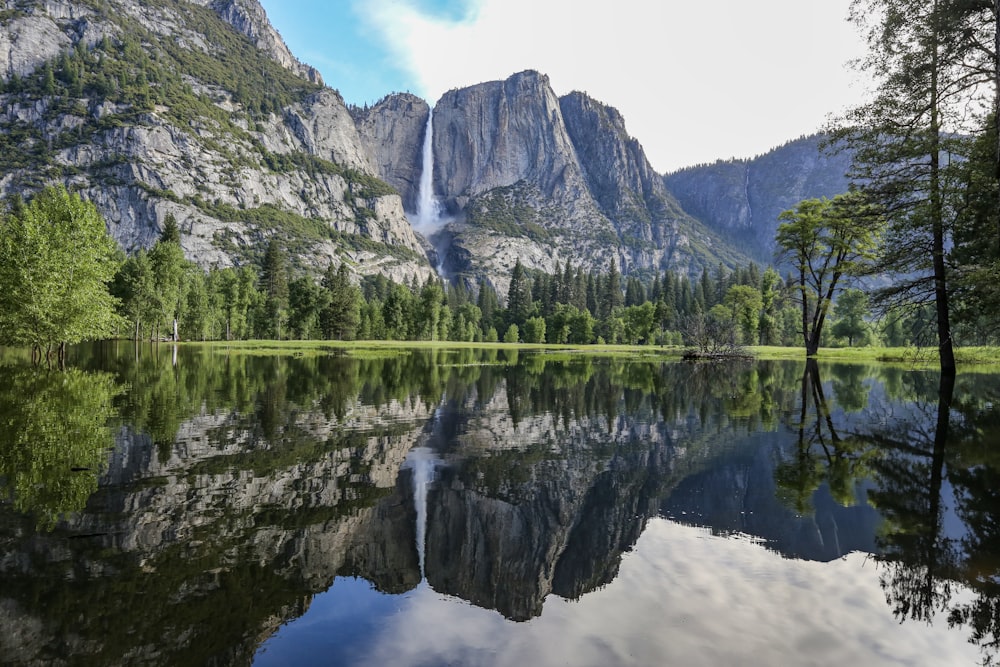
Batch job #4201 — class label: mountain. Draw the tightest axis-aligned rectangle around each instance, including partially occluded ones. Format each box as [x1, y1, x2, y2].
[1, 1, 846, 294]
[664, 135, 854, 261]
[0, 0, 436, 284]
[363, 71, 749, 295]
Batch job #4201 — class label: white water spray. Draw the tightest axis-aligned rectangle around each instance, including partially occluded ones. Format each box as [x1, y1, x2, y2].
[409, 106, 451, 277]
[414, 109, 442, 233]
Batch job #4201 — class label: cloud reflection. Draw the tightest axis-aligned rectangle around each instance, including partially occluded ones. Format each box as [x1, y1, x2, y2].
[330, 519, 977, 666]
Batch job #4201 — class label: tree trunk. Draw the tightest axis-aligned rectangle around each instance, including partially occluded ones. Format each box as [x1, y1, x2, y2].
[929, 0, 957, 375]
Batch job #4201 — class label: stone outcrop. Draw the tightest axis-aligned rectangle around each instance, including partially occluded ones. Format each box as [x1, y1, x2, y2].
[664, 134, 853, 259]
[0, 0, 436, 284]
[202, 0, 323, 84]
[433, 70, 589, 210]
[353, 93, 429, 213]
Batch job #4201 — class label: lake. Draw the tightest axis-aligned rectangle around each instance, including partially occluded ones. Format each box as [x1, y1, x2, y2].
[0, 343, 998, 666]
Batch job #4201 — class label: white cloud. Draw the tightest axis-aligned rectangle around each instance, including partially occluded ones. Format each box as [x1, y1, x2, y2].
[356, 0, 869, 172]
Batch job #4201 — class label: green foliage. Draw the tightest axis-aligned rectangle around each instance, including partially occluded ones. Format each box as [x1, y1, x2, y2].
[321, 263, 360, 341]
[776, 193, 881, 355]
[465, 183, 553, 241]
[522, 316, 547, 344]
[0, 366, 120, 529]
[831, 288, 872, 347]
[0, 187, 121, 355]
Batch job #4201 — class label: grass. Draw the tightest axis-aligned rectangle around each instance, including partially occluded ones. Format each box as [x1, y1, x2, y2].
[158, 339, 1000, 368]
[182, 339, 688, 358]
[751, 345, 1000, 369]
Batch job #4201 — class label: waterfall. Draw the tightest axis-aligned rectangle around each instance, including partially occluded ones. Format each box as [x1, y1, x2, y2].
[409, 105, 451, 277]
[414, 108, 441, 232]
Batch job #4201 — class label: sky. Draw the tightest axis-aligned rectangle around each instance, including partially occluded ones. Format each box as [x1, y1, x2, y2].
[257, 0, 870, 173]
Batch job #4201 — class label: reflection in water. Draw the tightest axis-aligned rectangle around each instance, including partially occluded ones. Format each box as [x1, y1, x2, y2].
[0, 366, 120, 528]
[403, 446, 439, 579]
[0, 344, 998, 665]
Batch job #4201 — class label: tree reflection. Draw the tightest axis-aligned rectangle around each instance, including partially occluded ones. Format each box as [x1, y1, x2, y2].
[864, 370, 1000, 665]
[869, 372, 961, 624]
[0, 366, 120, 528]
[775, 360, 875, 513]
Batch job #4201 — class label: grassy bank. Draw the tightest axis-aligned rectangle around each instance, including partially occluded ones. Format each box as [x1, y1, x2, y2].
[162, 339, 1000, 367]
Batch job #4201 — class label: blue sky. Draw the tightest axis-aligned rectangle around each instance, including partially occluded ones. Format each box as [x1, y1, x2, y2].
[258, 0, 868, 172]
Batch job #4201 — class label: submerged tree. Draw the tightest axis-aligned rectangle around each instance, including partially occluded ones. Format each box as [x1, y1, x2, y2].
[0, 187, 121, 364]
[837, 0, 999, 373]
[776, 193, 881, 356]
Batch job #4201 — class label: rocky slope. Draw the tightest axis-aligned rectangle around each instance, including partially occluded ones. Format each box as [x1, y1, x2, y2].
[0, 0, 436, 284]
[362, 71, 748, 296]
[664, 135, 853, 261]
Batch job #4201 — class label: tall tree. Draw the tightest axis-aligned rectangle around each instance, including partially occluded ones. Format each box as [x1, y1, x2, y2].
[838, 0, 998, 372]
[600, 257, 624, 319]
[832, 288, 872, 346]
[148, 215, 186, 341]
[776, 193, 881, 356]
[506, 259, 534, 328]
[321, 263, 359, 340]
[0, 187, 120, 364]
[260, 238, 289, 339]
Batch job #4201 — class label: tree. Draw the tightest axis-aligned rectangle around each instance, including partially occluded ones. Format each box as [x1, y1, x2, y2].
[506, 259, 533, 328]
[832, 288, 871, 346]
[600, 257, 624, 319]
[522, 316, 546, 343]
[776, 193, 881, 356]
[321, 263, 359, 340]
[112, 249, 155, 340]
[260, 238, 289, 339]
[289, 275, 329, 340]
[838, 0, 999, 373]
[724, 284, 763, 345]
[148, 219, 186, 341]
[0, 187, 121, 364]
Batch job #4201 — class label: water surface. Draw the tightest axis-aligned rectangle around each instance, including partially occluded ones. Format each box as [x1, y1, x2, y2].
[0, 344, 997, 665]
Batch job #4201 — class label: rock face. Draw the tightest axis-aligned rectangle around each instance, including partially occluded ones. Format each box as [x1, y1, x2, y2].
[433, 71, 589, 210]
[359, 71, 748, 297]
[353, 93, 430, 213]
[0, 0, 436, 284]
[199, 0, 323, 84]
[664, 135, 853, 260]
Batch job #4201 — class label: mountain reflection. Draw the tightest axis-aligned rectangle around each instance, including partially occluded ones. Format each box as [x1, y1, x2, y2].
[0, 344, 998, 664]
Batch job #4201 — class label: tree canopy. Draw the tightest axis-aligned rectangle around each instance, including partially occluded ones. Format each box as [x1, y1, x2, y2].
[0, 186, 121, 363]
[776, 193, 882, 355]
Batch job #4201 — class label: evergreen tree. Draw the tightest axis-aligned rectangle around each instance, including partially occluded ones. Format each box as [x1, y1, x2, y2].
[601, 258, 624, 319]
[321, 263, 359, 340]
[477, 280, 500, 333]
[506, 259, 534, 327]
[260, 238, 289, 339]
[837, 0, 997, 373]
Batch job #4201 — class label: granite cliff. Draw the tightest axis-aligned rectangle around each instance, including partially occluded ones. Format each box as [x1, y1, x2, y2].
[0, 0, 436, 284]
[664, 135, 853, 261]
[362, 72, 748, 295]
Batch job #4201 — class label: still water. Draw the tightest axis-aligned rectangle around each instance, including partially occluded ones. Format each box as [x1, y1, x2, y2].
[0, 344, 998, 665]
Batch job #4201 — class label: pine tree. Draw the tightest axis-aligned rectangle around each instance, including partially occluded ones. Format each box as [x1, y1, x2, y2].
[506, 259, 533, 327]
[261, 238, 289, 339]
[321, 263, 359, 340]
